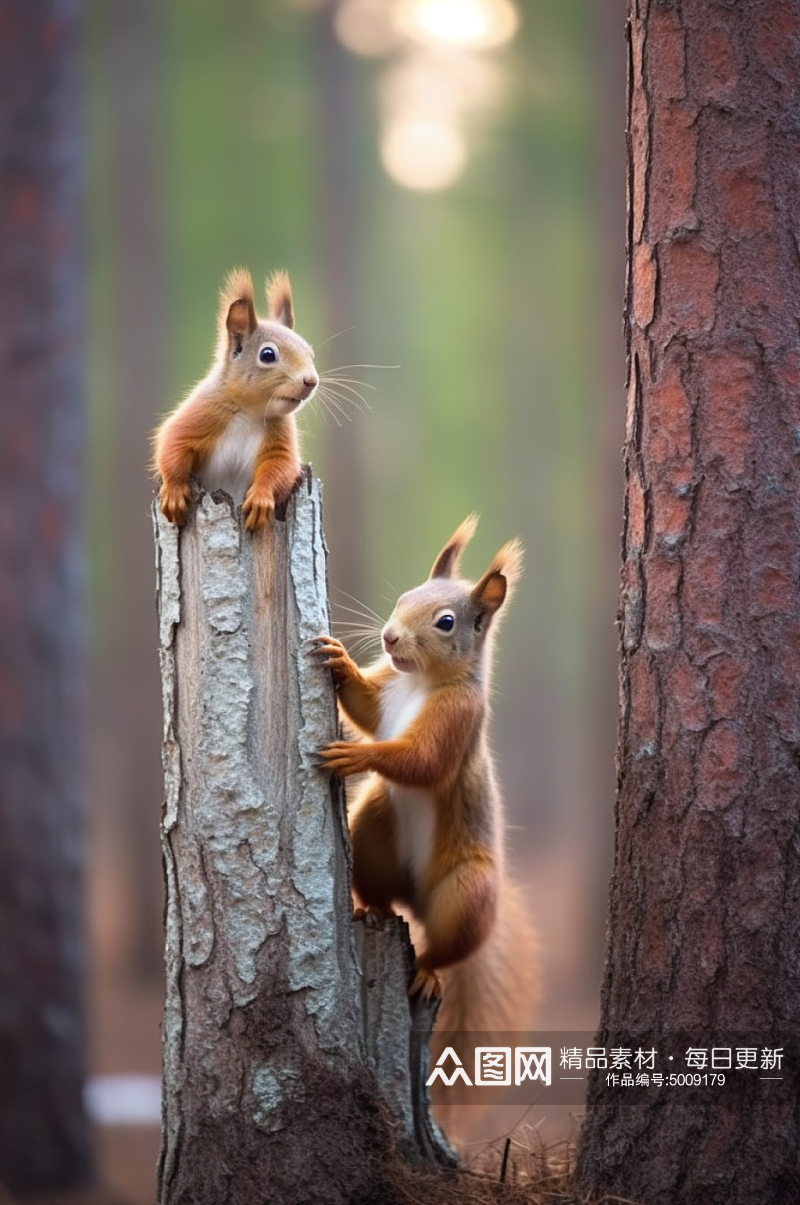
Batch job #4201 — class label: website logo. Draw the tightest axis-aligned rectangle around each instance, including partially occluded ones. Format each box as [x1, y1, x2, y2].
[426, 1045, 552, 1088]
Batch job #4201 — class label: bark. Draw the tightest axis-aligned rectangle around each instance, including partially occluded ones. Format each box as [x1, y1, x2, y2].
[575, 3, 800, 1203]
[154, 475, 452, 1205]
[0, 0, 91, 1194]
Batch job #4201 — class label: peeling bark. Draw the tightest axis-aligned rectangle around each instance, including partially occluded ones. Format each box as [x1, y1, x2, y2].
[576, 3, 800, 1203]
[153, 474, 452, 1205]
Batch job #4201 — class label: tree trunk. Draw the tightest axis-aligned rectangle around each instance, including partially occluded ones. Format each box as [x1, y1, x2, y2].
[154, 475, 452, 1205]
[0, 0, 91, 1195]
[575, 3, 800, 1203]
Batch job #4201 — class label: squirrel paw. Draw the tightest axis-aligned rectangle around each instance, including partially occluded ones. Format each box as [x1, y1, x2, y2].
[316, 739, 370, 777]
[409, 966, 443, 1002]
[309, 636, 356, 681]
[242, 487, 275, 531]
[159, 481, 192, 527]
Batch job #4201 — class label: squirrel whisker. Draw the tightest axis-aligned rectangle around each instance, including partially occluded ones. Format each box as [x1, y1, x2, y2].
[319, 375, 376, 399]
[317, 382, 370, 416]
[332, 631, 384, 655]
[320, 372, 378, 389]
[314, 326, 359, 352]
[325, 385, 372, 413]
[316, 387, 354, 424]
[316, 392, 344, 428]
[331, 620, 382, 634]
[332, 590, 386, 625]
[322, 362, 400, 373]
[345, 636, 384, 661]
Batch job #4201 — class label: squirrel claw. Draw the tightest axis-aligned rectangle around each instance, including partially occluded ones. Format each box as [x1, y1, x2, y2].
[309, 635, 341, 655]
[409, 966, 442, 1002]
[309, 636, 350, 670]
[242, 490, 275, 531]
[316, 739, 369, 777]
[159, 482, 192, 527]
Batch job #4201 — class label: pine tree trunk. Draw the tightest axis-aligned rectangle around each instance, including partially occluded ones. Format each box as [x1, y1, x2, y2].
[575, 3, 800, 1203]
[154, 475, 452, 1205]
[0, 0, 91, 1194]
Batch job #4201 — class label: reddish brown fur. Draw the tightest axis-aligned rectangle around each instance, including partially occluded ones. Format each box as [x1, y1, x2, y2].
[266, 269, 294, 329]
[428, 512, 478, 579]
[313, 517, 537, 1015]
[153, 267, 317, 531]
[245, 418, 301, 530]
[319, 681, 482, 790]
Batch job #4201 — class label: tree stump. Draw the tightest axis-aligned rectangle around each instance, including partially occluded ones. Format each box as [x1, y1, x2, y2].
[153, 471, 453, 1205]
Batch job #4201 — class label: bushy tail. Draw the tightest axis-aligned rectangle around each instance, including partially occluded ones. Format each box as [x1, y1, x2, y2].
[431, 878, 540, 1137]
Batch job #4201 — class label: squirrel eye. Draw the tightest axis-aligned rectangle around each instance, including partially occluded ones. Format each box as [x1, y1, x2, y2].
[434, 612, 455, 633]
[258, 343, 279, 365]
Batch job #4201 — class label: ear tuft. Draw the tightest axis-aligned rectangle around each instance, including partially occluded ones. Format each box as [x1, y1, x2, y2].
[470, 537, 524, 622]
[218, 267, 257, 346]
[429, 513, 479, 579]
[266, 270, 294, 329]
[488, 537, 524, 596]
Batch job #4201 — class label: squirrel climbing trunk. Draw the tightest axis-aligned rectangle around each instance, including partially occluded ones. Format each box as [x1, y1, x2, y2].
[313, 514, 540, 1141]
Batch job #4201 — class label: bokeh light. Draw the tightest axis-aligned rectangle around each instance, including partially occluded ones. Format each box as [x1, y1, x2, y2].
[396, 0, 519, 49]
[332, 0, 520, 191]
[380, 117, 467, 189]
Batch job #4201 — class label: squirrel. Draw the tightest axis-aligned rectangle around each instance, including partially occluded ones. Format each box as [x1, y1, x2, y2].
[312, 515, 537, 1084]
[153, 268, 318, 531]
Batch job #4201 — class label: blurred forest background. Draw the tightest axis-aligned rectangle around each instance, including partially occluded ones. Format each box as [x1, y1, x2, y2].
[80, 0, 625, 1198]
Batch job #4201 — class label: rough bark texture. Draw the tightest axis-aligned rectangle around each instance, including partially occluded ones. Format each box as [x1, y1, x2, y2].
[154, 475, 452, 1205]
[0, 0, 91, 1194]
[575, 3, 800, 1203]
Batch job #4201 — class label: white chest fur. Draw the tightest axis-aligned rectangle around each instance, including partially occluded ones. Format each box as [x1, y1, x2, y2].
[378, 673, 435, 881]
[377, 673, 428, 741]
[200, 411, 264, 504]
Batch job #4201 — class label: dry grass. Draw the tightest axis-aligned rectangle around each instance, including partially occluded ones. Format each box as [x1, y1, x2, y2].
[386, 1121, 645, 1205]
[385, 1126, 574, 1205]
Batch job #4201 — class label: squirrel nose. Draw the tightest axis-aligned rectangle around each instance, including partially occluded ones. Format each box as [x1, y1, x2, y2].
[303, 372, 319, 390]
[383, 628, 399, 648]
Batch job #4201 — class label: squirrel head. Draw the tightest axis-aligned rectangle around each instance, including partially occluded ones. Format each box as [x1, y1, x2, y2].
[215, 268, 319, 416]
[381, 515, 523, 681]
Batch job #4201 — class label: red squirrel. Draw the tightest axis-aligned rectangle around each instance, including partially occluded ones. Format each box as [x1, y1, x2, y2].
[153, 268, 318, 530]
[312, 516, 537, 1038]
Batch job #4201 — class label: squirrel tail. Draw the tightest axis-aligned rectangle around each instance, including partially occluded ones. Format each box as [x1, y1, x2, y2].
[430, 879, 540, 1139]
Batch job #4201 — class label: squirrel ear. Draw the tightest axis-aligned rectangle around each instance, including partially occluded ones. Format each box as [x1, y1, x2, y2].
[429, 513, 479, 579]
[266, 270, 294, 329]
[471, 572, 507, 628]
[219, 268, 257, 346]
[470, 538, 523, 624]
